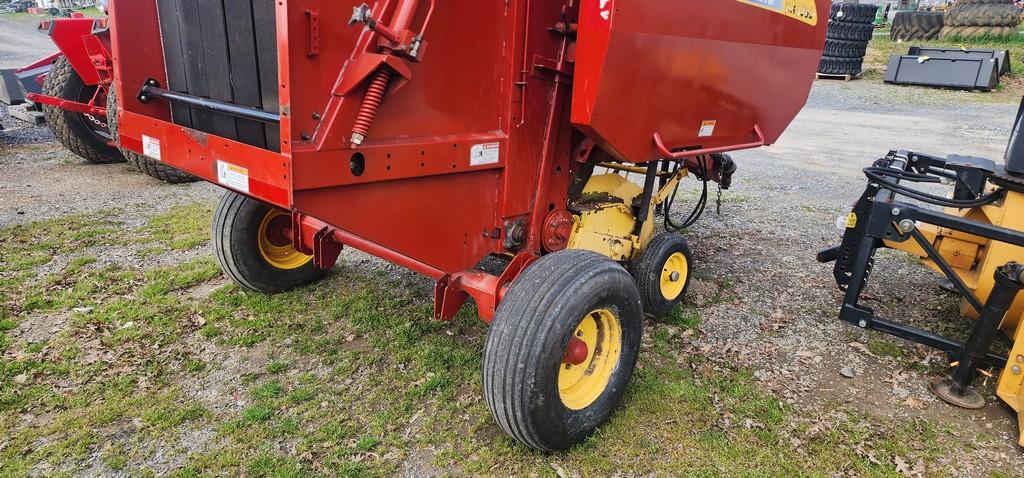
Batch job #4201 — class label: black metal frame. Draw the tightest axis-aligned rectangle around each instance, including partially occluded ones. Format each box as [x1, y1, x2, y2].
[819, 149, 1024, 394]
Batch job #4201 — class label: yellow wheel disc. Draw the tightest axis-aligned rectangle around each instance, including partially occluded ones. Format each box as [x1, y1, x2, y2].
[257, 210, 313, 270]
[659, 252, 688, 301]
[558, 309, 623, 410]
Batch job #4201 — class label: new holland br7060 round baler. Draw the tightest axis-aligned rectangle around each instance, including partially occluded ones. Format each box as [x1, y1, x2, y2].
[104, 0, 827, 450]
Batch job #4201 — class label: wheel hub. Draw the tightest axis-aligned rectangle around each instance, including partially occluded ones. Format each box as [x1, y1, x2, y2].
[558, 309, 622, 410]
[257, 210, 314, 270]
[659, 252, 689, 300]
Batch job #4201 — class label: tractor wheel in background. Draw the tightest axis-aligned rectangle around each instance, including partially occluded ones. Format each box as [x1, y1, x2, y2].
[826, 20, 875, 42]
[890, 12, 945, 41]
[955, 0, 1012, 5]
[213, 191, 328, 294]
[41, 56, 124, 164]
[818, 56, 864, 76]
[107, 83, 199, 184]
[945, 4, 1021, 27]
[939, 25, 1017, 39]
[483, 249, 643, 452]
[630, 233, 693, 316]
[823, 38, 869, 59]
[830, 3, 879, 24]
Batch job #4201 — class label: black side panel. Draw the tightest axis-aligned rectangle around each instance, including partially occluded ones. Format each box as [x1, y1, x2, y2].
[156, 0, 192, 127]
[197, 0, 237, 139]
[223, 0, 267, 148]
[155, 0, 280, 152]
[253, 0, 280, 152]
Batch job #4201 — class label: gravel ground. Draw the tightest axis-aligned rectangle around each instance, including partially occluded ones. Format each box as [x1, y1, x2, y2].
[3, 78, 1024, 474]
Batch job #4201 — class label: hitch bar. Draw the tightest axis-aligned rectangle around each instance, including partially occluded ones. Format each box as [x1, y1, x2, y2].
[137, 79, 280, 124]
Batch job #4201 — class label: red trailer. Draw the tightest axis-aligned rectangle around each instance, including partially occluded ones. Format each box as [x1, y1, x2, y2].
[107, 0, 827, 450]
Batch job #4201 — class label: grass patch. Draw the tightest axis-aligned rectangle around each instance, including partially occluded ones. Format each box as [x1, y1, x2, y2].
[138, 203, 214, 252]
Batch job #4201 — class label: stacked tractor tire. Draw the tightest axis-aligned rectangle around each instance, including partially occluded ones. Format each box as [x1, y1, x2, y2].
[819, 3, 879, 77]
[890, 11, 945, 42]
[940, 0, 1021, 40]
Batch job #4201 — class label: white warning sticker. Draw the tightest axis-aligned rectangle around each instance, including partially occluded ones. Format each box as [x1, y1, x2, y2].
[471, 142, 501, 166]
[698, 120, 717, 138]
[217, 160, 250, 193]
[142, 135, 162, 161]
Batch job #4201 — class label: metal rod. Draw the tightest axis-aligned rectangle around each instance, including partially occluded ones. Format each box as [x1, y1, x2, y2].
[949, 263, 1024, 392]
[909, 228, 985, 314]
[138, 82, 280, 124]
[633, 162, 660, 236]
[869, 315, 1008, 369]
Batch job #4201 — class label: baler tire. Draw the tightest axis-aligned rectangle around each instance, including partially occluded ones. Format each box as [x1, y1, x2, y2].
[106, 83, 200, 184]
[629, 233, 693, 316]
[42, 56, 124, 164]
[830, 3, 879, 24]
[823, 38, 869, 59]
[483, 250, 643, 452]
[826, 20, 875, 42]
[213, 191, 328, 294]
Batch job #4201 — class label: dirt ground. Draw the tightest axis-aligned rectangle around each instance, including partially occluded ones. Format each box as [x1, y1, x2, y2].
[3, 70, 1024, 476]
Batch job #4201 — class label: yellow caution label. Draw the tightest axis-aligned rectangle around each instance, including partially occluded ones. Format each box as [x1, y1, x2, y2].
[845, 213, 858, 229]
[737, 0, 818, 26]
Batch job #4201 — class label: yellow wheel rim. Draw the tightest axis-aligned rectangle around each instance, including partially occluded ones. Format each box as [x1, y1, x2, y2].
[659, 252, 688, 301]
[558, 309, 622, 410]
[257, 210, 313, 270]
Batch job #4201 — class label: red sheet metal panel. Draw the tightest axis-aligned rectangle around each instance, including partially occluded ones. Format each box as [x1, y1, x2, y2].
[571, 0, 829, 164]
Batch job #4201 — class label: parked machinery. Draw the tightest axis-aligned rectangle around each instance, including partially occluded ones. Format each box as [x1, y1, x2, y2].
[0, 8, 195, 183]
[106, 0, 828, 450]
[820, 98, 1024, 446]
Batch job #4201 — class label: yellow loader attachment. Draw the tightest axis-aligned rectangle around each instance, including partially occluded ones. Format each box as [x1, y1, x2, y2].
[820, 146, 1024, 446]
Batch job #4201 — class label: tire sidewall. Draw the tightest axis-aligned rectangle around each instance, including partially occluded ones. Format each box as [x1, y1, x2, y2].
[217, 192, 324, 293]
[524, 271, 642, 450]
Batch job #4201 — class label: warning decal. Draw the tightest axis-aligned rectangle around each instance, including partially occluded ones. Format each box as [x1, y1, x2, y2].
[470, 142, 501, 166]
[737, 0, 818, 26]
[217, 160, 251, 194]
[142, 135, 162, 161]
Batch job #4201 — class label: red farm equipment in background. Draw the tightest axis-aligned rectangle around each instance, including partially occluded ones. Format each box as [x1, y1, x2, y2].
[0, 11, 196, 183]
[107, 0, 828, 450]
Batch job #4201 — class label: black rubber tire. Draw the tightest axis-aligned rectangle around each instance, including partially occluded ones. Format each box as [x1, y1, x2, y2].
[939, 25, 1018, 39]
[212, 191, 328, 294]
[629, 233, 693, 316]
[890, 12, 945, 41]
[956, 0, 1012, 5]
[830, 3, 879, 24]
[945, 4, 1021, 27]
[41, 56, 124, 164]
[107, 83, 199, 184]
[823, 38, 869, 59]
[817, 56, 864, 76]
[826, 20, 875, 41]
[483, 249, 643, 452]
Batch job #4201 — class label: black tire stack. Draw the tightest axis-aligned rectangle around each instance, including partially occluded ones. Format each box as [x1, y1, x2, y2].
[890, 12, 945, 41]
[819, 3, 879, 77]
[940, 0, 1021, 40]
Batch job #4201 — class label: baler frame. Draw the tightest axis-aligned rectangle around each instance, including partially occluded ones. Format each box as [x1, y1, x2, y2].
[106, 0, 829, 451]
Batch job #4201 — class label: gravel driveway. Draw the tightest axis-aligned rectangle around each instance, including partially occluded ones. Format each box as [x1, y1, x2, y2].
[2, 76, 1023, 474]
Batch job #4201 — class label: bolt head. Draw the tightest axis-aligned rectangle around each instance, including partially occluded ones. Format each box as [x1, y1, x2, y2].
[898, 219, 915, 233]
[891, 207, 901, 216]
[858, 319, 868, 328]
[1014, 365, 1022, 375]
[670, 271, 681, 282]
